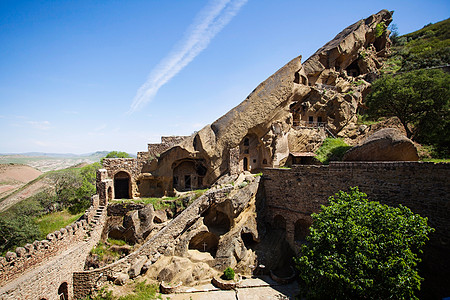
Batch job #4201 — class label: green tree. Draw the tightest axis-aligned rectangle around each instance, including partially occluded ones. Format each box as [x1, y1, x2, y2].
[366, 69, 449, 152]
[294, 187, 433, 300]
[101, 151, 131, 164]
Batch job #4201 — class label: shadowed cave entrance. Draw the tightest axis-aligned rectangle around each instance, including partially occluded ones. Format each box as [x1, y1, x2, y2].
[58, 282, 68, 300]
[188, 231, 219, 257]
[114, 171, 130, 199]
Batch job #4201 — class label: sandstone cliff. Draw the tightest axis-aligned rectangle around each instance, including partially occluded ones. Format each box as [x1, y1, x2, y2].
[141, 10, 393, 196]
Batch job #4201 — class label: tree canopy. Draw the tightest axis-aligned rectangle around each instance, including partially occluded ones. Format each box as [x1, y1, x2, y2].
[366, 69, 449, 154]
[295, 187, 433, 299]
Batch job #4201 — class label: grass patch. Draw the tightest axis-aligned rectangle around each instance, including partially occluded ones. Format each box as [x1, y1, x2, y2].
[118, 280, 161, 300]
[316, 138, 352, 164]
[421, 158, 450, 163]
[356, 114, 379, 126]
[34, 209, 83, 239]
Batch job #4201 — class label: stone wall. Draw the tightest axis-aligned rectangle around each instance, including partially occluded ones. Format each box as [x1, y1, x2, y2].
[73, 187, 232, 299]
[0, 203, 106, 300]
[147, 136, 188, 159]
[102, 158, 140, 179]
[263, 162, 450, 297]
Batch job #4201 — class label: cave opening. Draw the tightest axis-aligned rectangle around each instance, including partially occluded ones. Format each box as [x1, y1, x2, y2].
[203, 206, 231, 235]
[241, 231, 257, 250]
[346, 60, 361, 77]
[114, 171, 131, 199]
[188, 231, 219, 257]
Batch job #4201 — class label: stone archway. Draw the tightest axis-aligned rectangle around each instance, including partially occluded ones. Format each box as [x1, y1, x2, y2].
[273, 214, 286, 230]
[58, 282, 68, 300]
[114, 171, 131, 199]
[294, 219, 310, 243]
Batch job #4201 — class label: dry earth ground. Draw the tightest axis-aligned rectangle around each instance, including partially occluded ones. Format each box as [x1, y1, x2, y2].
[0, 164, 50, 212]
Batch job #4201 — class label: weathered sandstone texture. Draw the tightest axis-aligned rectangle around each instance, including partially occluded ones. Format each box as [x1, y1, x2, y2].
[343, 128, 419, 161]
[100, 10, 394, 198]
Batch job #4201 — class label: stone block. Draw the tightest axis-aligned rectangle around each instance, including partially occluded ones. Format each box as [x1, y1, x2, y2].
[128, 255, 147, 278]
[60, 227, 67, 236]
[114, 273, 129, 286]
[5, 251, 16, 261]
[24, 243, 34, 254]
[15, 247, 26, 257]
[46, 233, 56, 241]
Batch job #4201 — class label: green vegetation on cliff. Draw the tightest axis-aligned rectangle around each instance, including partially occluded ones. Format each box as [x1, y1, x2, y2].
[315, 138, 352, 164]
[366, 19, 450, 157]
[295, 187, 433, 299]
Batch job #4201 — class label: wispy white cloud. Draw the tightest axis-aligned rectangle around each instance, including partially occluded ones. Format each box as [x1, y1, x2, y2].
[129, 0, 248, 113]
[28, 120, 51, 130]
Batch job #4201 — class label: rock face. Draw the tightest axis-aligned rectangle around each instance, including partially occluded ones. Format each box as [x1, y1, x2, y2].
[343, 128, 419, 161]
[100, 10, 393, 198]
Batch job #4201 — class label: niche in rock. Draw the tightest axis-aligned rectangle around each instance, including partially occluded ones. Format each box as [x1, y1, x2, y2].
[202, 206, 231, 235]
[241, 231, 257, 250]
[346, 60, 361, 77]
[188, 231, 219, 257]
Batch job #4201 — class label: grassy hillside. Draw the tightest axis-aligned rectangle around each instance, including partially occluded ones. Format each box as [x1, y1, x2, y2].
[383, 18, 450, 74]
[0, 163, 100, 254]
[366, 19, 450, 157]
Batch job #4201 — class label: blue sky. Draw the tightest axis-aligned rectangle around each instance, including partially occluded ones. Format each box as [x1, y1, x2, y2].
[0, 0, 448, 154]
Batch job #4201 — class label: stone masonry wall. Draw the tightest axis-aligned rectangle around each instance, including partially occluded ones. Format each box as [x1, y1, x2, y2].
[0, 204, 106, 300]
[0, 219, 89, 288]
[147, 136, 188, 159]
[263, 161, 450, 297]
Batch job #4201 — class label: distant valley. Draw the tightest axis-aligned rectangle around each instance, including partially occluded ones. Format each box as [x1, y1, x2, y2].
[0, 151, 109, 172]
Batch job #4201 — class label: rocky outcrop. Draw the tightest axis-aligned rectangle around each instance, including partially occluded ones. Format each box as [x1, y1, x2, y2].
[343, 128, 419, 161]
[138, 10, 394, 196]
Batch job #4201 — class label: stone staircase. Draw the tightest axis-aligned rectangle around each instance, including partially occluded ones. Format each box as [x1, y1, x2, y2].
[90, 205, 105, 226]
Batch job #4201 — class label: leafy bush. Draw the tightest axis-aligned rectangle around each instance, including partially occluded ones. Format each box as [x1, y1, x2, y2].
[223, 267, 235, 280]
[315, 138, 352, 164]
[375, 22, 386, 37]
[295, 187, 433, 299]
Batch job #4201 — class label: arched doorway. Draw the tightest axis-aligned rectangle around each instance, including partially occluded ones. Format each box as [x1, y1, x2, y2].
[243, 157, 248, 171]
[294, 219, 310, 243]
[114, 171, 130, 199]
[58, 282, 68, 300]
[273, 215, 286, 230]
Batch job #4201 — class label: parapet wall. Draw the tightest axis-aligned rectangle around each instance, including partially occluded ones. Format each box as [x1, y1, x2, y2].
[263, 162, 449, 244]
[0, 219, 89, 287]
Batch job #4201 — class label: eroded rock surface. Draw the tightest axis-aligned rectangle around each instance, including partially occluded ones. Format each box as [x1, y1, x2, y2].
[343, 128, 419, 161]
[135, 10, 394, 196]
